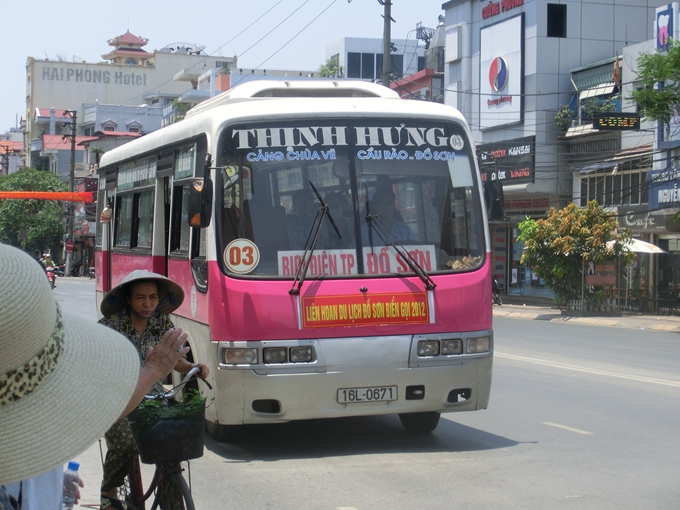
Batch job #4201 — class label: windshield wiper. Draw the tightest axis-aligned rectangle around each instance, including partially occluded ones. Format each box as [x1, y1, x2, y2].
[364, 213, 437, 291]
[289, 181, 342, 295]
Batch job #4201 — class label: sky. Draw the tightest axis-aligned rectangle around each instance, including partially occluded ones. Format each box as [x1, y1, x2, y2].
[1, 0, 446, 131]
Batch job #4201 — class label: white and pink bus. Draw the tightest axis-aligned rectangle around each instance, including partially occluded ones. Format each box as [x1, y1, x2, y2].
[95, 80, 496, 438]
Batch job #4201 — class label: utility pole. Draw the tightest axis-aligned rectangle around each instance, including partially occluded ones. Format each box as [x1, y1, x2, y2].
[62, 110, 77, 277]
[0, 143, 11, 175]
[380, 0, 394, 87]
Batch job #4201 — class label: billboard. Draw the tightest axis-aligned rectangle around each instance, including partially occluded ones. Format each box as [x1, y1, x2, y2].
[480, 14, 524, 130]
[647, 168, 680, 210]
[478, 135, 535, 184]
[656, 3, 679, 51]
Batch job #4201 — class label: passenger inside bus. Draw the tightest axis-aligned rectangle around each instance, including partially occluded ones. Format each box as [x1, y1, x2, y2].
[286, 189, 315, 250]
[361, 188, 416, 246]
[320, 191, 353, 249]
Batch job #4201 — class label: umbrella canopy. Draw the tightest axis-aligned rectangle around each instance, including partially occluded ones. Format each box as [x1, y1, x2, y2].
[606, 238, 666, 254]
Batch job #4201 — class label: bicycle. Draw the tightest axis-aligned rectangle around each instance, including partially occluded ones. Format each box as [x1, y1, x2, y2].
[101, 367, 211, 510]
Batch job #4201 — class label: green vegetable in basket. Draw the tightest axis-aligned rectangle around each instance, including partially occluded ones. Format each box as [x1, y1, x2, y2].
[133, 389, 207, 424]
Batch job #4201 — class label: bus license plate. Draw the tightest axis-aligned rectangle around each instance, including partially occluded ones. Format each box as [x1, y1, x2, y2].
[337, 386, 398, 403]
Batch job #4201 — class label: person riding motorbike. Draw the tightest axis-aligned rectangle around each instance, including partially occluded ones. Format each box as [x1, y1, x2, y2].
[41, 253, 57, 269]
[42, 254, 57, 288]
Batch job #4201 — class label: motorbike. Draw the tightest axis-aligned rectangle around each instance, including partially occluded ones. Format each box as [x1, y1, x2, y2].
[45, 266, 57, 289]
[56, 264, 65, 277]
[492, 274, 502, 306]
[88, 266, 95, 279]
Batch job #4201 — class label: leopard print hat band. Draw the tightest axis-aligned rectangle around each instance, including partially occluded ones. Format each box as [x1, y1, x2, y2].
[0, 306, 65, 406]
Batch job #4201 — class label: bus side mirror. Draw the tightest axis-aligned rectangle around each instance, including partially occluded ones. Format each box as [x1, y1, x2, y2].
[484, 180, 506, 221]
[188, 178, 213, 228]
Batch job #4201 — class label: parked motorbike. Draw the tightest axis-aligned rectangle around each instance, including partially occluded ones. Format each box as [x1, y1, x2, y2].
[56, 264, 65, 277]
[492, 274, 502, 306]
[70, 262, 82, 277]
[45, 266, 56, 289]
[88, 266, 95, 279]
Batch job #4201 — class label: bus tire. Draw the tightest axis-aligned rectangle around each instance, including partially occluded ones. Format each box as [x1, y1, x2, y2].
[206, 420, 241, 442]
[398, 411, 441, 433]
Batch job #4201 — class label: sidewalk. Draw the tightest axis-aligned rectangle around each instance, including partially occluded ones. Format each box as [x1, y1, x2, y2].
[493, 303, 680, 333]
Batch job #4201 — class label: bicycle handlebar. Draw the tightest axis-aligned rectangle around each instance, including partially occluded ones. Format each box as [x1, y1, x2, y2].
[144, 366, 212, 401]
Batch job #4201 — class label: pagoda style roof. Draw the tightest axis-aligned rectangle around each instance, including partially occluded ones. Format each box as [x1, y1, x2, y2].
[107, 31, 149, 48]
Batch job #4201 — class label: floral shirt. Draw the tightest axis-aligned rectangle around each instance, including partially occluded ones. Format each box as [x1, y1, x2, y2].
[98, 310, 174, 393]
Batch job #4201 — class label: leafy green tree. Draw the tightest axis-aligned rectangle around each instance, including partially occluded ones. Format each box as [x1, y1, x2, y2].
[517, 201, 635, 307]
[91, 146, 105, 165]
[0, 168, 67, 257]
[318, 58, 343, 78]
[629, 40, 680, 125]
[171, 98, 190, 123]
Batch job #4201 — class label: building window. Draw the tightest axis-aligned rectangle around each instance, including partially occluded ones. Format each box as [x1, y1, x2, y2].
[128, 127, 140, 133]
[390, 54, 404, 76]
[103, 127, 114, 131]
[547, 4, 567, 38]
[347, 52, 361, 78]
[125, 58, 138, 66]
[361, 53, 375, 80]
[582, 170, 648, 207]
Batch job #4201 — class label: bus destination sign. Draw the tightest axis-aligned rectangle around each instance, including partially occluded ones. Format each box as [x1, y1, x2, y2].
[593, 112, 641, 131]
[301, 292, 430, 329]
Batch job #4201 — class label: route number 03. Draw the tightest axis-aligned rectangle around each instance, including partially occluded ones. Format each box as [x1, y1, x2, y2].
[224, 239, 260, 274]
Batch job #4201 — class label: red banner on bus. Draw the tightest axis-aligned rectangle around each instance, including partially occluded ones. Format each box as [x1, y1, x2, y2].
[301, 292, 430, 329]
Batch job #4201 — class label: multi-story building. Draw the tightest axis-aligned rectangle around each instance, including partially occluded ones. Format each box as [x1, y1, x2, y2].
[441, 0, 668, 298]
[325, 37, 426, 82]
[0, 129, 24, 175]
[25, 31, 233, 167]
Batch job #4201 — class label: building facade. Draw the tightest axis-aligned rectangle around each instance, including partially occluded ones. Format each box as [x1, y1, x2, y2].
[325, 37, 426, 82]
[441, 0, 668, 298]
[25, 32, 233, 166]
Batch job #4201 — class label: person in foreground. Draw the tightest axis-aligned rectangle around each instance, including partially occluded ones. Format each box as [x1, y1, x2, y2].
[98, 270, 209, 510]
[0, 244, 189, 510]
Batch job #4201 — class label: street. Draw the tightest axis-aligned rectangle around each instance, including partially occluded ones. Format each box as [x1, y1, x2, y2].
[54, 278, 680, 509]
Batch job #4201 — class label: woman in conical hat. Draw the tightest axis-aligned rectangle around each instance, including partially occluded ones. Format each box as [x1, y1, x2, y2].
[98, 270, 209, 510]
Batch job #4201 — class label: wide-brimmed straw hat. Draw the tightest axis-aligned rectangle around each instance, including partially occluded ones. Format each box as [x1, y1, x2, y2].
[0, 245, 140, 485]
[100, 270, 184, 316]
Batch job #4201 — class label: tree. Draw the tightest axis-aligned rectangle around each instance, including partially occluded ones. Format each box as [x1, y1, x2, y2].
[171, 98, 190, 123]
[517, 201, 635, 308]
[91, 147, 105, 165]
[0, 168, 68, 257]
[318, 58, 343, 78]
[629, 40, 680, 125]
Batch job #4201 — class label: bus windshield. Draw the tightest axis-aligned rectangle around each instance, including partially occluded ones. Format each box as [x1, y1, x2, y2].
[216, 120, 485, 278]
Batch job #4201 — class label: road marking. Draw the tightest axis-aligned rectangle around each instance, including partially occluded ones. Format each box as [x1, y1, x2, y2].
[543, 422, 593, 435]
[496, 352, 680, 388]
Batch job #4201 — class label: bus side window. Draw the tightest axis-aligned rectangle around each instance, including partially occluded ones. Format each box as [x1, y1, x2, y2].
[114, 194, 133, 247]
[170, 185, 190, 253]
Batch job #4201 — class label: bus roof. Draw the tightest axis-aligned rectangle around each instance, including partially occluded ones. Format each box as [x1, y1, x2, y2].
[99, 80, 470, 170]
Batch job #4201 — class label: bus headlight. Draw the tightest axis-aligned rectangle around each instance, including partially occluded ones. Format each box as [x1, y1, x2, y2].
[263, 347, 287, 363]
[290, 346, 313, 362]
[417, 340, 439, 356]
[467, 337, 490, 353]
[224, 348, 258, 364]
[441, 338, 463, 355]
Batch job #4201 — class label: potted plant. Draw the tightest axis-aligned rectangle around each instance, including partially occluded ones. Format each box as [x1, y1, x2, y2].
[554, 104, 574, 133]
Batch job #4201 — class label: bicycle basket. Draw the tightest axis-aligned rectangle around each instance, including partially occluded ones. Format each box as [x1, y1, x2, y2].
[128, 400, 205, 464]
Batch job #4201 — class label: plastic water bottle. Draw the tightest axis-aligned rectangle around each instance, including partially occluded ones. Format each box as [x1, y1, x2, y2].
[62, 461, 80, 510]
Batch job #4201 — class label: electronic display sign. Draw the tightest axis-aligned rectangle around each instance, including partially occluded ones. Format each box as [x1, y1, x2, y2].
[592, 113, 641, 131]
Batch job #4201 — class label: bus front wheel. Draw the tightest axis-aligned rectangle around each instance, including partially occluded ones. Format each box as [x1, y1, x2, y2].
[206, 420, 241, 442]
[398, 412, 441, 433]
